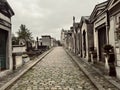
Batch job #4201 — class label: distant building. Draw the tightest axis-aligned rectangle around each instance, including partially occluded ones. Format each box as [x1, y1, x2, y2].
[42, 35, 51, 48]
[61, 28, 74, 51]
[61, 29, 67, 46]
[39, 38, 42, 46]
[66, 30, 73, 50]
[73, 16, 80, 54]
[0, 0, 14, 76]
[51, 38, 57, 47]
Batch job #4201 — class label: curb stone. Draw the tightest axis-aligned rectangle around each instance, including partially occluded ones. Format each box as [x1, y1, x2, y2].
[65, 49, 105, 90]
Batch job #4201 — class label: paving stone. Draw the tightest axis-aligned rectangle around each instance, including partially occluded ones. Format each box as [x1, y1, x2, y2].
[51, 87, 57, 90]
[38, 87, 44, 90]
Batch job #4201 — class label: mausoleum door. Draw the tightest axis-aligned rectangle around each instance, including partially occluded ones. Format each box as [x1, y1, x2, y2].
[98, 27, 107, 61]
[0, 30, 8, 70]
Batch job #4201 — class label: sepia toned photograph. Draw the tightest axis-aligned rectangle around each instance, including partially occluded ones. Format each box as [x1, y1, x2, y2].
[0, 0, 120, 90]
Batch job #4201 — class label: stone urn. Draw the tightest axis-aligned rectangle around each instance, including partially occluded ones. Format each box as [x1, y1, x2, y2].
[89, 47, 97, 64]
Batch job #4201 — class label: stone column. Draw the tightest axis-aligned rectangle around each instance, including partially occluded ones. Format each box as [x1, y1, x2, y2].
[9, 29, 13, 71]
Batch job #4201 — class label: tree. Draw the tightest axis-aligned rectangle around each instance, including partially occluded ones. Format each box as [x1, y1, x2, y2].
[16, 24, 33, 51]
[17, 24, 33, 44]
[12, 34, 19, 45]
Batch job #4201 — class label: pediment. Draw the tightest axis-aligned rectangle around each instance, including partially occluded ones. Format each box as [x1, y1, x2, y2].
[0, 1, 14, 17]
[90, 1, 108, 21]
[108, 0, 120, 10]
[95, 9, 104, 17]
[113, 0, 118, 4]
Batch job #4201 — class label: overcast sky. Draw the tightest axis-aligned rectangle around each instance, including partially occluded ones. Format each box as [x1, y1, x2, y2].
[8, 0, 106, 40]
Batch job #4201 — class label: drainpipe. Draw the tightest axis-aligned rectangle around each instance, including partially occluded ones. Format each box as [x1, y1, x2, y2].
[73, 16, 76, 53]
[106, 10, 116, 76]
[74, 32, 76, 54]
[106, 10, 110, 44]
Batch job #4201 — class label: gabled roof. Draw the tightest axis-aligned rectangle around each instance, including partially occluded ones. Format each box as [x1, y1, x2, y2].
[80, 16, 90, 28]
[0, 0, 14, 17]
[90, 1, 108, 22]
[107, 0, 120, 10]
[81, 16, 90, 23]
[73, 23, 80, 28]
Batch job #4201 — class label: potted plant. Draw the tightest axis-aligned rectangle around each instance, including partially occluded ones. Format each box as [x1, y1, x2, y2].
[103, 44, 113, 55]
[103, 44, 116, 76]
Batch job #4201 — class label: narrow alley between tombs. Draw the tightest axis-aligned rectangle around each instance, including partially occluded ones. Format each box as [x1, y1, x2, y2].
[8, 47, 96, 90]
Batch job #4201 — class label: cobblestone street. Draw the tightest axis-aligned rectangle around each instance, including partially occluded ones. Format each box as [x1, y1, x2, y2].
[8, 47, 96, 90]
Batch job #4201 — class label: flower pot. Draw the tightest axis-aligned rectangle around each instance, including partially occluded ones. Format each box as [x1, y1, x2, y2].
[91, 52, 97, 64]
[104, 55, 109, 74]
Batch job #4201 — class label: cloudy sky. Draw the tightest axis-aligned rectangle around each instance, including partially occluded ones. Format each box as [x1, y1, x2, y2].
[8, 0, 106, 40]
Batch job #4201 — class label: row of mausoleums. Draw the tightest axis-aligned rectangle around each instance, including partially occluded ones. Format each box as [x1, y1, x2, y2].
[61, 0, 120, 78]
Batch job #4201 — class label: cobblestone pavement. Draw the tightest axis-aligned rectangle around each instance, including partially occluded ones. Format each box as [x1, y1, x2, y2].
[67, 50, 120, 90]
[8, 47, 96, 90]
